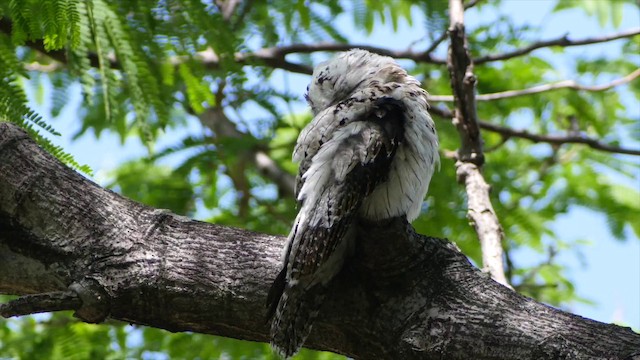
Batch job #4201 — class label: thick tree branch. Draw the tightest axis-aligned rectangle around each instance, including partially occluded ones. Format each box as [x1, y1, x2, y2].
[447, 0, 510, 287]
[430, 106, 640, 156]
[2, 121, 639, 359]
[474, 27, 640, 64]
[427, 68, 640, 102]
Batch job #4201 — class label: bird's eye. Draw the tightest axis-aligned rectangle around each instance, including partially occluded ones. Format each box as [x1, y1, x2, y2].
[305, 85, 311, 103]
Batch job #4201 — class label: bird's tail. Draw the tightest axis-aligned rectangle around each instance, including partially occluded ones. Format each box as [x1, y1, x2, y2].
[269, 282, 328, 359]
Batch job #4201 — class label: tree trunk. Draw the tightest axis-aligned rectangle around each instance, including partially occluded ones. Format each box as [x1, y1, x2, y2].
[1, 122, 638, 359]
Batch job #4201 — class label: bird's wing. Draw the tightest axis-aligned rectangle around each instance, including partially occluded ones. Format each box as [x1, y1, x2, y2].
[289, 97, 406, 282]
[293, 89, 388, 199]
[267, 96, 405, 312]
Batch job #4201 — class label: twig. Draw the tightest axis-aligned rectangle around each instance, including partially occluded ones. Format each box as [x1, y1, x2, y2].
[0, 291, 81, 318]
[475, 27, 640, 64]
[448, 0, 511, 288]
[422, 0, 484, 63]
[428, 69, 640, 102]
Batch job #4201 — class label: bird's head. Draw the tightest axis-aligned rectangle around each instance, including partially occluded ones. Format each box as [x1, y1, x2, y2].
[305, 49, 414, 115]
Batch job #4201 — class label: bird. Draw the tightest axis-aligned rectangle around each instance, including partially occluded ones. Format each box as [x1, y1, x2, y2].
[266, 49, 439, 358]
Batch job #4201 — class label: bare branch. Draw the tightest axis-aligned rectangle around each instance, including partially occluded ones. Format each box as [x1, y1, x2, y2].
[430, 106, 640, 156]
[422, 0, 491, 56]
[448, 0, 510, 288]
[428, 68, 640, 102]
[479, 121, 640, 156]
[254, 43, 447, 65]
[255, 151, 296, 194]
[474, 27, 640, 64]
[423, 31, 450, 55]
[194, 41, 451, 75]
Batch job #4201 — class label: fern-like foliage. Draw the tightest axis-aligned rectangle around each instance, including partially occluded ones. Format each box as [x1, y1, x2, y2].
[0, 0, 90, 172]
[0, 30, 91, 173]
[0, 0, 172, 163]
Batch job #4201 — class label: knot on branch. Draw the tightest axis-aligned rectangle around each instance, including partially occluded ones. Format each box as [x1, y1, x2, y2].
[455, 150, 485, 167]
[455, 161, 484, 187]
[69, 278, 110, 323]
[400, 310, 455, 356]
[448, 23, 465, 39]
[463, 72, 476, 86]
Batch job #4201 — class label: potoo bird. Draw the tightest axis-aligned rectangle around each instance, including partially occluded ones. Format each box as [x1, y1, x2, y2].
[266, 49, 439, 358]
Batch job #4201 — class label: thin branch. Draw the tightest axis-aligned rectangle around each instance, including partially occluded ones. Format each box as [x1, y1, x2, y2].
[3, 13, 637, 77]
[423, 31, 449, 55]
[474, 27, 640, 64]
[430, 106, 640, 156]
[427, 69, 640, 102]
[361, 0, 483, 64]
[0, 291, 80, 318]
[253, 43, 447, 65]
[255, 151, 296, 193]
[24, 62, 63, 72]
[448, 0, 511, 288]
[479, 121, 640, 156]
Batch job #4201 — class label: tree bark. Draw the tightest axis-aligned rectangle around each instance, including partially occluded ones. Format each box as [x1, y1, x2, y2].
[1, 122, 638, 359]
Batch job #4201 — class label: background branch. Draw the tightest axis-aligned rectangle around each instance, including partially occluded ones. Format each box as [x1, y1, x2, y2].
[479, 121, 640, 156]
[474, 27, 640, 64]
[4, 14, 637, 78]
[197, 106, 296, 198]
[427, 68, 640, 102]
[430, 106, 640, 156]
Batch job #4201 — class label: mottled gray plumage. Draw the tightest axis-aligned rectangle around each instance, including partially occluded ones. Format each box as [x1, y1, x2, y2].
[267, 49, 439, 358]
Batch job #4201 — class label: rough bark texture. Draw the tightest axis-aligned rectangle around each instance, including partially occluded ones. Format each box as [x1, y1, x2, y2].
[1, 122, 639, 359]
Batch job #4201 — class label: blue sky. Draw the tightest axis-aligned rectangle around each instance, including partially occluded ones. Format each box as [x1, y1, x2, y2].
[27, 0, 639, 330]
